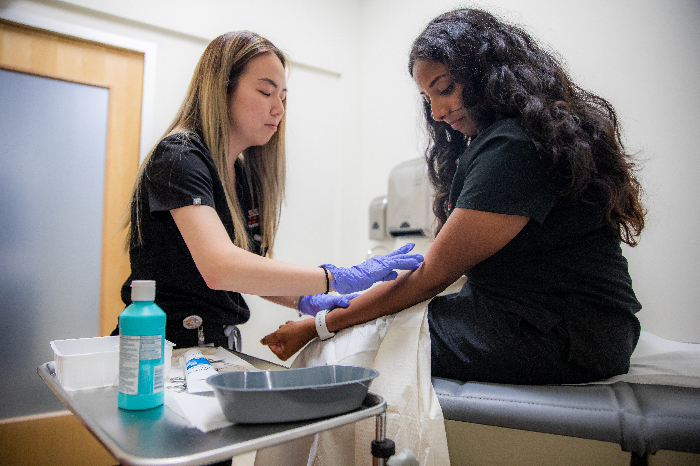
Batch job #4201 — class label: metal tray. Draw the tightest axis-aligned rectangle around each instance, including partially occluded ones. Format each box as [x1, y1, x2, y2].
[207, 365, 379, 424]
[38, 361, 387, 466]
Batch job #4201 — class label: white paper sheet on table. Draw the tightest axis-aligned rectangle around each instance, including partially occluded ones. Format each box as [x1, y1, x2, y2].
[588, 330, 700, 388]
[257, 301, 451, 466]
[253, 278, 470, 466]
[164, 347, 259, 432]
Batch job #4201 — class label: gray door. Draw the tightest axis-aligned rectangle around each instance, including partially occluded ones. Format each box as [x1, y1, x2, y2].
[0, 68, 108, 418]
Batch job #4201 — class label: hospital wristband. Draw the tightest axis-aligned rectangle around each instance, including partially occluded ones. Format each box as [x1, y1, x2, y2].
[315, 310, 335, 341]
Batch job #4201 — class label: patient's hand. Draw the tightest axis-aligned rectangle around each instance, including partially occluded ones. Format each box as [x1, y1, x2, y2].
[261, 319, 317, 361]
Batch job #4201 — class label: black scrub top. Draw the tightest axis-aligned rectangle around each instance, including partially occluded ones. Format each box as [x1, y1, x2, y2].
[120, 132, 263, 348]
[428, 118, 641, 378]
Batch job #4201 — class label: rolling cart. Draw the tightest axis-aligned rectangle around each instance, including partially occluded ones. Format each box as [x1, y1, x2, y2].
[38, 352, 395, 466]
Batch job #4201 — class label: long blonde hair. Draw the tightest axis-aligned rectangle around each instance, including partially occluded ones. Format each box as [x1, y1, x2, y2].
[128, 31, 286, 254]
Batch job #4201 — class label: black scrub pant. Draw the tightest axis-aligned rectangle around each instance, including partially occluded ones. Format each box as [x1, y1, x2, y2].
[429, 289, 602, 385]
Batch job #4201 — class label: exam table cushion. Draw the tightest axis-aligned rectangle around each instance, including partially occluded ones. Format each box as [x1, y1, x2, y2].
[432, 332, 700, 456]
[433, 378, 700, 456]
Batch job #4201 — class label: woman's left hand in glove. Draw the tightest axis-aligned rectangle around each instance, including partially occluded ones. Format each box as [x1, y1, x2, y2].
[297, 293, 359, 317]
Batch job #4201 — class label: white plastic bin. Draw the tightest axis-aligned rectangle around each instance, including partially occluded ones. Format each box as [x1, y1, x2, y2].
[50, 336, 174, 391]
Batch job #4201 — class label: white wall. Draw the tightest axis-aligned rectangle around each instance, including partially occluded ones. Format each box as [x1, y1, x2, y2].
[2, 0, 698, 365]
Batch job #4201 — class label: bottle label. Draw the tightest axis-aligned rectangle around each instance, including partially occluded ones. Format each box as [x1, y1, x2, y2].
[119, 335, 140, 395]
[153, 364, 164, 393]
[118, 334, 163, 395]
[138, 335, 162, 360]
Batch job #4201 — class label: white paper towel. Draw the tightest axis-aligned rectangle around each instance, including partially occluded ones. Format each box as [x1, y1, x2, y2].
[164, 347, 259, 432]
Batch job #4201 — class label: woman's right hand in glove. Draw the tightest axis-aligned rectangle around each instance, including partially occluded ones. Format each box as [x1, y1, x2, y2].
[322, 243, 424, 294]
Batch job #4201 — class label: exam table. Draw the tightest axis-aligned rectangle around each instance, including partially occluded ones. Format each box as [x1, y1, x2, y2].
[433, 331, 700, 465]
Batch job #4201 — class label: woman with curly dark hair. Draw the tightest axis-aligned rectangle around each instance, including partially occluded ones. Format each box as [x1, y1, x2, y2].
[262, 8, 645, 385]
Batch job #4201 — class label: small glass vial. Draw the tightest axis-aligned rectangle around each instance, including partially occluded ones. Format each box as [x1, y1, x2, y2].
[117, 280, 166, 410]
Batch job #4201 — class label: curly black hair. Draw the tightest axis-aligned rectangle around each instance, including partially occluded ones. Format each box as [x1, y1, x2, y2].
[409, 8, 645, 246]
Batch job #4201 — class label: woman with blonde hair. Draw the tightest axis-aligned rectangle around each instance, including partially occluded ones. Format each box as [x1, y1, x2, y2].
[116, 31, 423, 349]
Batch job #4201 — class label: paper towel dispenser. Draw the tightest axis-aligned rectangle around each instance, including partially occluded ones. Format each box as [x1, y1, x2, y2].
[386, 158, 434, 238]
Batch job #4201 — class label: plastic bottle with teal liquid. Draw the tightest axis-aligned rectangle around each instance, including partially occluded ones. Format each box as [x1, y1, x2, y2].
[118, 280, 166, 410]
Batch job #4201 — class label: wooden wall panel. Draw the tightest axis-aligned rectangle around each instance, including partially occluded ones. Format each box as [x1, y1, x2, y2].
[0, 412, 116, 466]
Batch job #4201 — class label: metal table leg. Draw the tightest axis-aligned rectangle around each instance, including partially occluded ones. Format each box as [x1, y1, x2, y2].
[372, 411, 395, 466]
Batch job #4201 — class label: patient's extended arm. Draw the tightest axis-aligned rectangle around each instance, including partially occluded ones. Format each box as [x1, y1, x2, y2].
[261, 208, 529, 360]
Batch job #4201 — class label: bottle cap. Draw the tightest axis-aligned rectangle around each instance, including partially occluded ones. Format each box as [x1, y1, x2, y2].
[131, 280, 156, 302]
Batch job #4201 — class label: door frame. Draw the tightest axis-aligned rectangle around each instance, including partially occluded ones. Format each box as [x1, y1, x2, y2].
[0, 8, 157, 162]
[0, 11, 158, 464]
[0, 10, 157, 336]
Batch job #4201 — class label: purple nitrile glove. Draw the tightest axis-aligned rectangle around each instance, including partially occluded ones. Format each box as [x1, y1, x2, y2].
[298, 293, 360, 317]
[321, 243, 424, 295]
